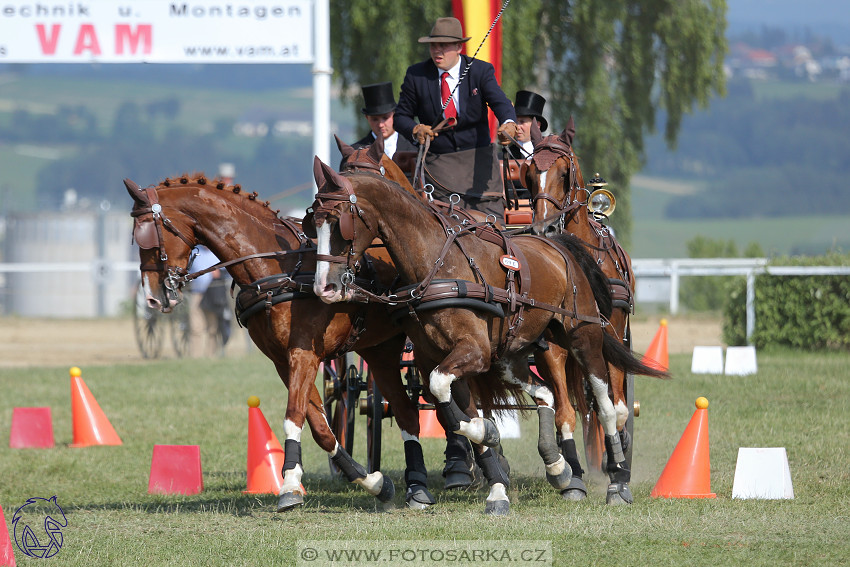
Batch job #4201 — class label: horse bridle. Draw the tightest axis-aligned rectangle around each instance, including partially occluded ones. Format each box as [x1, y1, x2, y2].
[308, 171, 375, 286]
[527, 138, 589, 230]
[130, 184, 197, 304]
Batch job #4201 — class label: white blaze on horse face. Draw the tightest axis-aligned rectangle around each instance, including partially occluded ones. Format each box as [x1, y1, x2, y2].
[429, 369, 456, 403]
[588, 374, 618, 435]
[314, 223, 336, 301]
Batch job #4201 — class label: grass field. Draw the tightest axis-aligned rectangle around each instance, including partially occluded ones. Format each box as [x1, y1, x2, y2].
[2, 350, 849, 566]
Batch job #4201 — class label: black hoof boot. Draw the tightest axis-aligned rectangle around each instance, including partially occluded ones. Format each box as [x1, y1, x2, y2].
[606, 482, 633, 505]
[560, 476, 588, 501]
[405, 484, 436, 509]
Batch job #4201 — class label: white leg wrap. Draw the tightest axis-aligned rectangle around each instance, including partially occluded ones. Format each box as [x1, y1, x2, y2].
[545, 455, 568, 477]
[457, 416, 487, 444]
[354, 472, 384, 496]
[486, 483, 509, 503]
[280, 465, 304, 495]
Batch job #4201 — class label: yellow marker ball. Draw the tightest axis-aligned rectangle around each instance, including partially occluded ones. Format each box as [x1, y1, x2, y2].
[69, 366, 82, 378]
[660, 318, 668, 326]
[247, 396, 261, 408]
[695, 397, 709, 409]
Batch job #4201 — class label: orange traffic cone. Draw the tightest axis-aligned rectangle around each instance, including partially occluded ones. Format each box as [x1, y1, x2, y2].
[418, 397, 445, 439]
[69, 367, 122, 447]
[1, 504, 15, 567]
[651, 397, 717, 499]
[642, 319, 669, 371]
[244, 396, 290, 494]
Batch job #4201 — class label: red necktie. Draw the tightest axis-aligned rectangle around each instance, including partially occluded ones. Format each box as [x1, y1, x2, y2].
[441, 71, 457, 123]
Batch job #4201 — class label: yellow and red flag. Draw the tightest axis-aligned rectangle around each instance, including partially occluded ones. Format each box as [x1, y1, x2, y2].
[452, 0, 504, 140]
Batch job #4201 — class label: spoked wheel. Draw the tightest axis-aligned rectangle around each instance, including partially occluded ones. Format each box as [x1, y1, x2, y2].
[364, 375, 384, 473]
[170, 300, 191, 358]
[132, 280, 165, 359]
[323, 356, 359, 476]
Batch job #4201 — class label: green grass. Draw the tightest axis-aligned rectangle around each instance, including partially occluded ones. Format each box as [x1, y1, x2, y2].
[2, 351, 849, 565]
[631, 175, 850, 257]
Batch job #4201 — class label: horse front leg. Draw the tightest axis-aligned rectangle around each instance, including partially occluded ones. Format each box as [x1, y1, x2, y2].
[569, 326, 633, 505]
[278, 353, 394, 511]
[359, 342, 435, 510]
[429, 342, 501, 449]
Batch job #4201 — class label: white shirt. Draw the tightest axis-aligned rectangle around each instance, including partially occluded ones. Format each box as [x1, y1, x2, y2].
[371, 131, 399, 159]
[521, 140, 534, 156]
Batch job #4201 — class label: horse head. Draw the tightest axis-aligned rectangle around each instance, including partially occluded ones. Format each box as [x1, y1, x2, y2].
[126, 176, 201, 312]
[309, 157, 379, 303]
[336, 134, 424, 202]
[525, 117, 586, 237]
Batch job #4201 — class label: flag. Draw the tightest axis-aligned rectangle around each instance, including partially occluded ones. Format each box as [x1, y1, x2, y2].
[452, 0, 504, 140]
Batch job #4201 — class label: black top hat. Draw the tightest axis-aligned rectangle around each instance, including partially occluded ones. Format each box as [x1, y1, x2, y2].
[361, 82, 397, 116]
[514, 90, 548, 132]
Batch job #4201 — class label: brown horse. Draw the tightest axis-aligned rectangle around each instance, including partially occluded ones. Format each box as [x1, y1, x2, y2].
[336, 135, 588, 496]
[126, 174, 441, 511]
[524, 120, 639, 501]
[308, 158, 665, 513]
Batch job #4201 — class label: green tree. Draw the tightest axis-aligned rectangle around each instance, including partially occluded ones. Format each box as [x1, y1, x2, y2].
[330, 1, 727, 246]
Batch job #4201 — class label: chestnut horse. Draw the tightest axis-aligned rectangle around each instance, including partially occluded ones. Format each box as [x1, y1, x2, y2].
[126, 175, 440, 511]
[308, 158, 666, 513]
[336, 136, 591, 498]
[524, 120, 639, 500]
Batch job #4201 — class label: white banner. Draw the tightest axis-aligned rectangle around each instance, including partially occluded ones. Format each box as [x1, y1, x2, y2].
[0, 0, 314, 63]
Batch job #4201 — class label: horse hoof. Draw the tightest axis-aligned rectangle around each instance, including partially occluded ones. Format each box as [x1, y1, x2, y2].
[606, 482, 633, 505]
[560, 477, 587, 501]
[276, 491, 304, 512]
[376, 475, 396, 503]
[484, 499, 510, 516]
[546, 463, 573, 491]
[405, 485, 436, 509]
[482, 419, 501, 448]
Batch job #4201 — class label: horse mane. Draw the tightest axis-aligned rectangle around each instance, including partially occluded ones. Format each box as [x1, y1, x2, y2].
[157, 173, 284, 223]
[547, 233, 613, 318]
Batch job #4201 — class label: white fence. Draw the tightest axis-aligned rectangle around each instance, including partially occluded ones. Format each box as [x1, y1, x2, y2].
[633, 259, 850, 342]
[1, 257, 848, 344]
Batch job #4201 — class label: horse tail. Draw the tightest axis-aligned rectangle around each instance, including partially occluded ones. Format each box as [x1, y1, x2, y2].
[602, 332, 670, 379]
[467, 375, 527, 417]
[547, 233, 613, 318]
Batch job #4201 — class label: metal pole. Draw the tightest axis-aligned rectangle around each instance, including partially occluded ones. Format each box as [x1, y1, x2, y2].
[312, 0, 332, 173]
[670, 261, 680, 315]
[746, 270, 755, 344]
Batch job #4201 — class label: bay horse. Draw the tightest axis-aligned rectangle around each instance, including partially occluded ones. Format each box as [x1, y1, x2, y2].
[336, 135, 590, 498]
[524, 119, 639, 500]
[126, 174, 440, 511]
[308, 158, 666, 513]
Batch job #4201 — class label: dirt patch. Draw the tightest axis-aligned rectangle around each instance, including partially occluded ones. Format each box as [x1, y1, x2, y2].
[0, 315, 724, 369]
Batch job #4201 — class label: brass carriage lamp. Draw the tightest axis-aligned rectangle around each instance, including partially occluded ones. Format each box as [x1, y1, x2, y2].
[587, 173, 616, 218]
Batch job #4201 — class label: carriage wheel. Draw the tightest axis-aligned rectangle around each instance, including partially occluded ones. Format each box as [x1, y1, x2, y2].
[132, 280, 164, 359]
[622, 325, 636, 469]
[170, 300, 191, 358]
[366, 376, 384, 473]
[323, 356, 359, 476]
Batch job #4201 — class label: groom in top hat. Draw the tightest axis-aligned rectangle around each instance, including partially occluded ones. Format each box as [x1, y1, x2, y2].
[350, 82, 416, 160]
[394, 16, 517, 218]
[510, 90, 548, 160]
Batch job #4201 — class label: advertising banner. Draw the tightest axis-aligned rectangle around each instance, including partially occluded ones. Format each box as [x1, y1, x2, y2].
[0, 0, 314, 63]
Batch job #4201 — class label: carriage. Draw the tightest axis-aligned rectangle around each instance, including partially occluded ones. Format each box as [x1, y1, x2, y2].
[129, 124, 658, 514]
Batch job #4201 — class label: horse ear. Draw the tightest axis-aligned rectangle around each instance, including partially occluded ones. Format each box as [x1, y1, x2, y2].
[335, 134, 355, 161]
[530, 119, 543, 147]
[312, 156, 328, 193]
[560, 116, 576, 147]
[124, 178, 148, 207]
[366, 134, 384, 165]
